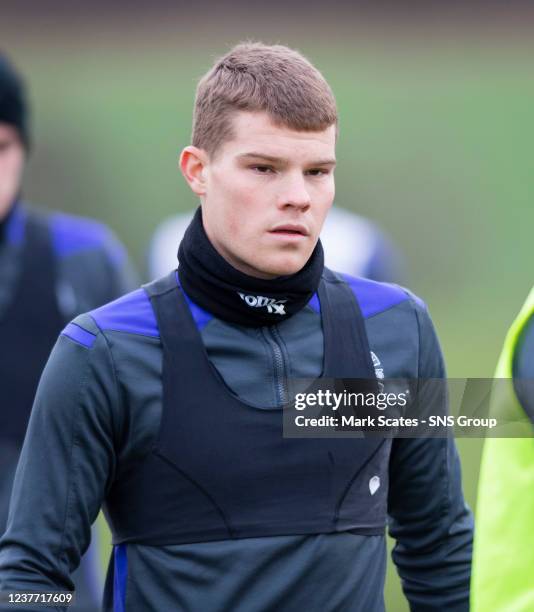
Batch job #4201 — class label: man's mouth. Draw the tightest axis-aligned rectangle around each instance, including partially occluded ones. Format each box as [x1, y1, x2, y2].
[269, 224, 309, 237]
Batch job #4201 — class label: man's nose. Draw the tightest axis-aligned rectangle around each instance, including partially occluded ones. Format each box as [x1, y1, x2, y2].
[278, 173, 311, 210]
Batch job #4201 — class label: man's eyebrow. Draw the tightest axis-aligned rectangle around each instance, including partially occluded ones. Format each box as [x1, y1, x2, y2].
[237, 152, 336, 166]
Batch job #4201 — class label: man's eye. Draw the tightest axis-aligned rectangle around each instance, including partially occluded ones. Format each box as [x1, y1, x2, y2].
[251, 165, 274, 174]
[306, 169, 329, 177]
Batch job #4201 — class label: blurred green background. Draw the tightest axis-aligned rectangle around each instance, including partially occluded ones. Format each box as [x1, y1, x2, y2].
[2, 5, 534, 610]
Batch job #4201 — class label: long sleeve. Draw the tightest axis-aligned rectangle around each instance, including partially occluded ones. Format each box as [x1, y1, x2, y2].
[0, 323, 119, 607]
[388, 303, 473, 611]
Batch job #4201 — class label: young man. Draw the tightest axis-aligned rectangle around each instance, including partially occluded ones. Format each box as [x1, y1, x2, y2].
[0, 53, 137, 610]
[0, 43, 472, 611]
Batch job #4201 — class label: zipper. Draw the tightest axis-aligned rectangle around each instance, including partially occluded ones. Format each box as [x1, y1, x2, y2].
[261, 326, 288, 405]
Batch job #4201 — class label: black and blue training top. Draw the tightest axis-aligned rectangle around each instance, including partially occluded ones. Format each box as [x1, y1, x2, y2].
[0, 269, 473, 612]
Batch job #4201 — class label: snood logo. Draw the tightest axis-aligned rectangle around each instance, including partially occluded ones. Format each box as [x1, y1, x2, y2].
[238, 293, 287, 315]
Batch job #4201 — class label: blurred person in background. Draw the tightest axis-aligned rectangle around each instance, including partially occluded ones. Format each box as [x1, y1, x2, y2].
[148, 205, 404, 282]
[0, 53, 137, 610]
[472, 287, 534, 612]
[0, 42, 472, 612]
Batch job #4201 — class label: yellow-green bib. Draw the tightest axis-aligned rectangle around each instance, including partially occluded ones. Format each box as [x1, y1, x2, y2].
[472, 287, 534, 612]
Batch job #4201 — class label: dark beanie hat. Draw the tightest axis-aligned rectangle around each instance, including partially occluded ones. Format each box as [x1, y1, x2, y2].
[0, 52, 30, 150]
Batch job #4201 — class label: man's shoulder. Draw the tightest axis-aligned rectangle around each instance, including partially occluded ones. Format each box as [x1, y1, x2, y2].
[325, 270, 427, 319]
[61, 287, 160, 347]
[19, 203, 127, 267]
[46, 209, 126, 266]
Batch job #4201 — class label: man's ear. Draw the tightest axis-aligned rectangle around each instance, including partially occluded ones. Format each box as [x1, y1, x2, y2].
[179, 146, 209, 196]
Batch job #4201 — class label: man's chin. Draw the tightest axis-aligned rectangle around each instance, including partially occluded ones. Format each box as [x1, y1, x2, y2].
[231, 247, 313, 279]
[256, 256, 309, 279]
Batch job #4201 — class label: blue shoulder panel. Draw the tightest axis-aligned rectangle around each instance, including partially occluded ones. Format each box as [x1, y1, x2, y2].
[307, 293, 320, 313]
[309, 274, 414, 318]
[175, 272, 214, 331]
[61, 322, 97, 348]
[5, 205, 125, 270]
[181, 292, 214, 331]
[341, 273, 416, 317]
[89, 289, 159, 338]
[49, 212, 126, 264]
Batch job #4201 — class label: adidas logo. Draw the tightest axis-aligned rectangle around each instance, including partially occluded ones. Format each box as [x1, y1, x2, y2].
[238, 293, 287, 315]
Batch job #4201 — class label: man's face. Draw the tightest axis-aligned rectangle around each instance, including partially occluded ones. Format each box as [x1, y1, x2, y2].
[198, 111, 336, 279]
[0, 123, 24, 221]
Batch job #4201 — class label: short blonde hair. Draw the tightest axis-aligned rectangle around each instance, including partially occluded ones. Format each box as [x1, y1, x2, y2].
[192, 42, 338, 156]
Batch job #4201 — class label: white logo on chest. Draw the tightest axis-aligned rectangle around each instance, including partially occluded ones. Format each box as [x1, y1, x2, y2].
[369, 476, 381, 496]
[238, 293, 287, 315]
[371, 351, 386, 398]
[371, 351, 384, 379]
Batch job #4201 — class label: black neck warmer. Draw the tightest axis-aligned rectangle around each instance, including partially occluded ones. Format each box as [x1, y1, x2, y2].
[178, 207, 324, 327]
